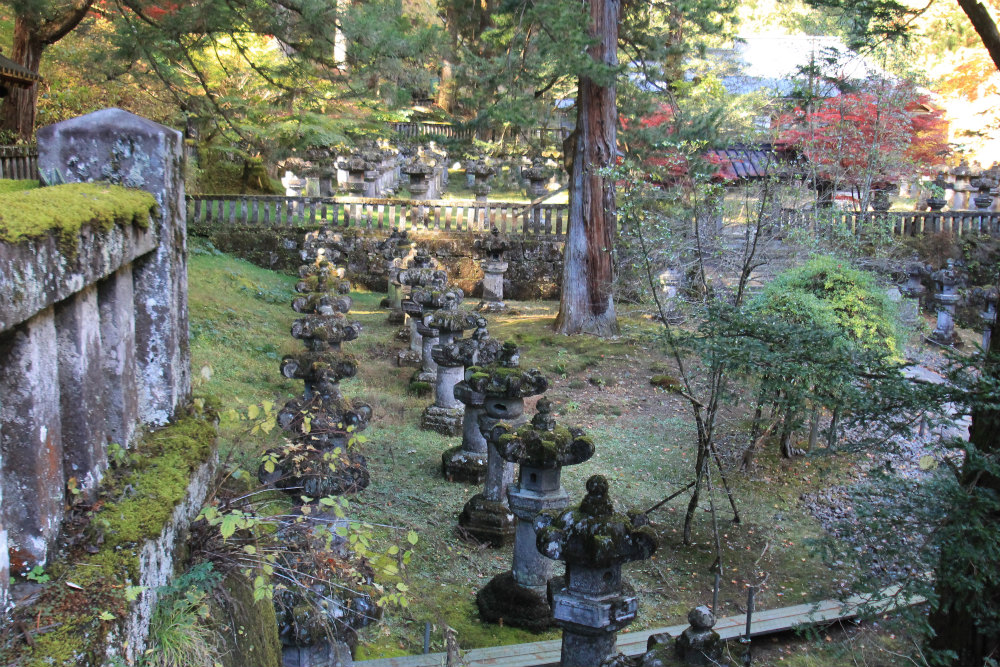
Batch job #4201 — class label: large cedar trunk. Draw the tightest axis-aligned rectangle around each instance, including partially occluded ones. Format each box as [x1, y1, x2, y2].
[927, 315, 1000, 665]
[553, 0, 620, 337]
[1, 19, 45, 142]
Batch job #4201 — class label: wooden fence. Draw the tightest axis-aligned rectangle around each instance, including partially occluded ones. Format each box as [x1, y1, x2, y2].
[186, 195, 570, 236]
[188, 194, 1000, 239]
[390, 122, 568, 145]
[0, 145, 38, 180]
[777, 208, 1000, 237]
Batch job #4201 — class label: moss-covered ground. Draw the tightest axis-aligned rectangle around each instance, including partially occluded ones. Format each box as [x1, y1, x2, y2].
[188, 241, 925, 666]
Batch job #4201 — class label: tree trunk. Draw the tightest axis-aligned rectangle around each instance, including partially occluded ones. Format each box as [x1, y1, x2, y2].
[0, 2, 95, 142]
[927, 312, 1000, 665]
[553, 0, 620, 337]
[0, 19, 45, 142]
[957, 0, 1000, 72]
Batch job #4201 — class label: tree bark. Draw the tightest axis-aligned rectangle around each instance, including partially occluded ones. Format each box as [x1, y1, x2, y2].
[927, 305, 1000, 665]
[554, 0, 620, 337]
[957, 0, 1000, 73]
[0, 1, 95, 141]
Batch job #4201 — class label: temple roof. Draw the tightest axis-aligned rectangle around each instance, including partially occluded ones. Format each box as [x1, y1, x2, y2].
[0, 54, 42, 88]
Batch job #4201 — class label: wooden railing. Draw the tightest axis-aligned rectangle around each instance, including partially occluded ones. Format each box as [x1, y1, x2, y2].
[188, 195, 1000, 239]
[186, 195, 570, 236]
[390, 122, 569, 144]
[777, 208, 1000, 237]
[0, 144, 38, 180]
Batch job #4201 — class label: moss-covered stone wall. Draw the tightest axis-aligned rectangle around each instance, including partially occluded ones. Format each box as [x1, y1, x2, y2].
[196, 227, 566, 300]
[0, 407, 218, 667]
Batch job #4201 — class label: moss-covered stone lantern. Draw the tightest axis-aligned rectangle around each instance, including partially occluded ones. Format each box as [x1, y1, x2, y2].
[477, 398, 595, 630]
[422, 297, 483, 435]
[535, 475, 658, 667]
[458, 346, 548, 546]
[441, 326, 505, 483]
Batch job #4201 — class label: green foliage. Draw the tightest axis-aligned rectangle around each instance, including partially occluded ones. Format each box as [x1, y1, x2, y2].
[142, 564, 222, 667]
[753, 255, 901, 359]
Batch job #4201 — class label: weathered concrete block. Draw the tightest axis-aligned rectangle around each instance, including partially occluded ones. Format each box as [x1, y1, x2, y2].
[0, 311, 64, 572]
[98, 266, 139, 448]
[56, 284, 108, 497]
[38, 108, 190, 426]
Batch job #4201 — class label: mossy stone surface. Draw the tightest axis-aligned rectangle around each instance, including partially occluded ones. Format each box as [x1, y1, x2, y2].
[0, 182, 156, 256]
[1, 407, 217, 667]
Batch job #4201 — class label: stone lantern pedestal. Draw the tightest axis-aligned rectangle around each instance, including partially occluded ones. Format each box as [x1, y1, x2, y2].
[477, 399, 595, 630]
[535, 475, 658, 667]
[458, 347, 548, 546]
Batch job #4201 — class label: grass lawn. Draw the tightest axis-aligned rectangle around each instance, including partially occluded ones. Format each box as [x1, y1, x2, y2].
[188, 240, 922, 665]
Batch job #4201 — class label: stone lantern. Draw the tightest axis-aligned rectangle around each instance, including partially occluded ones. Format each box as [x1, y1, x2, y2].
[441, 326, 505, 483]
[977, 286, 998, 352]
[260, 249, 373, 497]
[422, 295, 483, 435]
[535, 475, 658, 667]
[674, 606, 724, 666]
[899, 260, 927, 328]
[477, 398, 595, 630]
[458, 345, 548, 546]
[374, 229, 409, 311]
[402, 157, 435, 199]
[930, 259, 963, 346]
[467, 159, 496, 202]
[523, 159, 548, 198]
[396, 266, 448, 367]
[305, 147, 338, 196]
[338, 152, 370, 195]
[870, 189, 891, 212]
[475, 227, 510, 313]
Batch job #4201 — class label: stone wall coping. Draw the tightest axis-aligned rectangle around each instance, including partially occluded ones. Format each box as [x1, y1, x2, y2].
[0, 218, 155, 333]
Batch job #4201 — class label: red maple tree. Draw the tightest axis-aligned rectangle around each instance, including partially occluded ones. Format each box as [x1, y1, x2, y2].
[775, 83, 949, 190]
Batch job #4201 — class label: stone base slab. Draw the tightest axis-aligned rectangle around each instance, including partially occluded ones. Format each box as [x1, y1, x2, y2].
[387, 309, 406, 325]
[421, 405, 464, 436]
[396, 350, 421, 368]
[476, 570, 552, 631]
[441, 444, 487, 484]
[477, 301, 508, 314]
[412, 369, 437, 384]
[458, 493, 515, 547]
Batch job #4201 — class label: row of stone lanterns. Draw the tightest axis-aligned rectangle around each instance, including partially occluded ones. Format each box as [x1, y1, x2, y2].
[898, 259, 998, 350]
[369, 226, 735, 667]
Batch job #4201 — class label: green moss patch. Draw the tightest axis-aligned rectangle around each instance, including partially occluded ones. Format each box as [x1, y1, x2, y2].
[0, 182, 157, 253]
[0, 179, 39, 194]
[1, 408, 217, 667]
